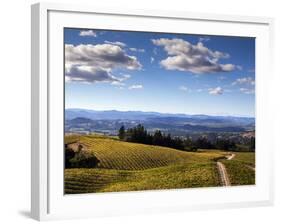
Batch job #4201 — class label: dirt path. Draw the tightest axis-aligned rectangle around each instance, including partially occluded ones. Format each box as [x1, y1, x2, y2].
[217, 153, 235, 187]
[246, 165, 255, 171]
[226, 153, 235, 160]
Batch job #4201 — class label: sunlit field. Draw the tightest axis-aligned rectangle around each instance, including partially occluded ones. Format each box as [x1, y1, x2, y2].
[64, 135, 255, 194]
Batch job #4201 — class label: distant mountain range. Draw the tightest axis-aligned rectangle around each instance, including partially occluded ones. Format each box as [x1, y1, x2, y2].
[65, 108, 255, 135]
[66, 108, 254, 122]
[66, 108, 190, 120]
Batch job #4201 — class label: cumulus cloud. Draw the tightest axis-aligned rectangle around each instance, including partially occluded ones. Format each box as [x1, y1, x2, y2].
[65, 44, 141, 70]
[151, 38, 237, 74]
[129, 48, 145, 53]
[79, 30, 97, 37]
[104, 41, 126, 47]
[209, 87, 223, 95]
[179, 86, 188, 91]
[65, 44, 141, 84]
[128, 84, 143, 90]
[240, 88, 255, 94]
[65, 66, 118, 84]
[232, 77, 255, 86]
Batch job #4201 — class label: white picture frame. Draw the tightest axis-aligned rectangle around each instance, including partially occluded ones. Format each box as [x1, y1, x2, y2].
[31, 2, 274, 221]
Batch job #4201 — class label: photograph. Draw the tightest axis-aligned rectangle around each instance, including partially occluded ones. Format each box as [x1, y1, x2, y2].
[64, 28, 255, 194]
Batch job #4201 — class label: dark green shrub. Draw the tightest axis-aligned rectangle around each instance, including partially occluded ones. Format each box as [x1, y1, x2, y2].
[65, 144, 100, 168]
[65, 147, 75, 168]
[69, 151, 100, 168]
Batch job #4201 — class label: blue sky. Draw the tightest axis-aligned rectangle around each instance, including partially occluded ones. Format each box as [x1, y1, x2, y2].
[64, 28, 255, 117]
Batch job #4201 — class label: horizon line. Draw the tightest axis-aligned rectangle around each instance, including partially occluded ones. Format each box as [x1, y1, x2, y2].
[65, 107, 255, 118]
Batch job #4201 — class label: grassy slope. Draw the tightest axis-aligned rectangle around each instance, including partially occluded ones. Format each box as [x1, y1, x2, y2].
[232, 152, 255, 167]
[66, 135, 227, 170]
[65, 162, 220, 194]
[64, 135, 227, 193]
[222, 152, 255, 186]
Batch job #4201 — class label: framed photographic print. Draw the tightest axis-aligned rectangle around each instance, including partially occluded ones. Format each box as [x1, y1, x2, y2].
[31, 2, 274, 221]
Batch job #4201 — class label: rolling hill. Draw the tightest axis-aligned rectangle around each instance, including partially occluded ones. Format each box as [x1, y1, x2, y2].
[64, 135, 230, 193]
[65, 135, 228, 170]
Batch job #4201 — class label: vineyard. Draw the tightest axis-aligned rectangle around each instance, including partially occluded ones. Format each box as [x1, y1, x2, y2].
[64, 135, 255, 194]
[65, 162, 220, 194]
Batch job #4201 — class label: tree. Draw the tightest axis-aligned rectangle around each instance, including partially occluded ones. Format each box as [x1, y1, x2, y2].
[118, 125, 126, 140]
[183, 137, 196, 151]
[250, 137, 255, 151]
[121, 125, 185, 151]
[65, 145, 75, 168]
[65, 143, 100, 168]
[173, 137, 185, 150]
[166, 134, 172, 147]
[69, 150, 100, 168]
[135, 124, 146, 143]
[153, 130, 163, 145]
[215, 138, 236, 151]
[195, 137, 213, 149]
[146, 134, 153, 145]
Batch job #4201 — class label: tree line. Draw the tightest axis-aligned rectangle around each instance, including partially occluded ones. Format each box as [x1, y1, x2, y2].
[118, 124, 255, 152]
[119, 124, 185, 150]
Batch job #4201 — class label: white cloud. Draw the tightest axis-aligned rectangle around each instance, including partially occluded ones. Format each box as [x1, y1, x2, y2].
[121, 74, 131, 80]
[209, 87, 224, 95]
[65, 66, 119, 84]
[151, 38, 237, 74]
[111, 74, 131, 86]
[179, 86, 188, 91]
[199, 37, 210, 42]
[128, 84, 143, 90]
[104, 41, 126, 47]
[240, 88, 255, 94]
[65, 44, 141, 70]
[151, 57, 155, 63]
[129, 48, 145, 53]
[79, 30, 97, 37]
[65, 44, 141, 84]
[111, 81, 125, 86]
[236, 65, 243, 71]
[232, 77, 255, 86]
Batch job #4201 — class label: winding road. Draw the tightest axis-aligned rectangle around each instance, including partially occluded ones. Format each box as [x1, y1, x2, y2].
[217, 153, 235, 187]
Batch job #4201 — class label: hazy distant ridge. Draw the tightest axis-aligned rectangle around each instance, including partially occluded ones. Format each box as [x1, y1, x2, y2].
[65, 108, 254, 121]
